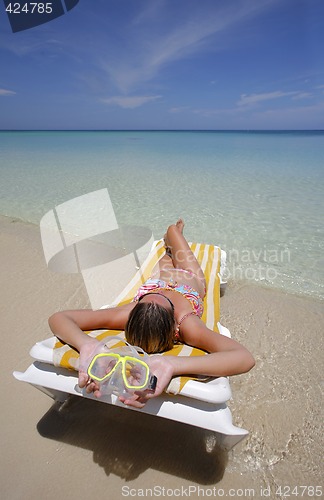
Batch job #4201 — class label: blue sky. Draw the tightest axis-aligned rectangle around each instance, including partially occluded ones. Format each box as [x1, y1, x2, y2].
[0, 0, 323, 130]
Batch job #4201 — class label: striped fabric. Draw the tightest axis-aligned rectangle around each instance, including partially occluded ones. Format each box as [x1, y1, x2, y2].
[53, 240, 222, 395]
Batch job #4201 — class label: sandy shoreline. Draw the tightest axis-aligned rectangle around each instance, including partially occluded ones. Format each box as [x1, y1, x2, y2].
[1, 214, 323, 499]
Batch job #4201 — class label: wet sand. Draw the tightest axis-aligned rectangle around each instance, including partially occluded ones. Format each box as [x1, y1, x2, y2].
[1, 215, 323, 499]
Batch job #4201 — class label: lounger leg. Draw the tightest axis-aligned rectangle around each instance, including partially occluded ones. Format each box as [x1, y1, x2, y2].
[32, 383, 68, 403]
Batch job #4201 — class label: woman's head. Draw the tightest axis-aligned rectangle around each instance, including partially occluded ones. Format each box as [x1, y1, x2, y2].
[125, 294, 176, 353]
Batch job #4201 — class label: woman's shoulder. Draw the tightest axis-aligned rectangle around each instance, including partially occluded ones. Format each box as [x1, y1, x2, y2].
[176, 314, 205, 344]
[89, 302, 135, 329]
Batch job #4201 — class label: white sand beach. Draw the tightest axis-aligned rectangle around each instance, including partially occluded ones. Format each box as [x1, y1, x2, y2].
[1, 215, 323, 499]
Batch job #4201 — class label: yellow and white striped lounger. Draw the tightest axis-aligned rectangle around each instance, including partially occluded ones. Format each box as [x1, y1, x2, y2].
[14, 240, 248, 450]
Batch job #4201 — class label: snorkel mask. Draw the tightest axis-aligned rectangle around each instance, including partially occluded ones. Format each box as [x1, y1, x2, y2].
[86, 336, 157, 399]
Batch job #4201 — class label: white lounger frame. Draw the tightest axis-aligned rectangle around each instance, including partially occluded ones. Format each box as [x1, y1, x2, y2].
[14, 329, 248, 451]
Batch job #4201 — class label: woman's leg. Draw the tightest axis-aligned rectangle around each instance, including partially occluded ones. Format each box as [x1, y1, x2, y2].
[164, 220, 206, 285]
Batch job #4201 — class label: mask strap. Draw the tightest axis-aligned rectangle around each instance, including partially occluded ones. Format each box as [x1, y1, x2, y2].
[101, 336, 149, 361]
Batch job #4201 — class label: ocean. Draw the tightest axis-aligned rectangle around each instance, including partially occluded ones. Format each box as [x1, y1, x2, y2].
[0, 130, 323, 300]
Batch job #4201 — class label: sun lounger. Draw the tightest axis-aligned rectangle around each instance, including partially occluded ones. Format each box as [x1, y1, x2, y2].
[13, 239, 248, 451]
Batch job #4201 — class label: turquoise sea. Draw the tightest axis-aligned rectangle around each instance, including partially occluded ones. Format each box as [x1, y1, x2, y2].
[0, 130, 323, 300]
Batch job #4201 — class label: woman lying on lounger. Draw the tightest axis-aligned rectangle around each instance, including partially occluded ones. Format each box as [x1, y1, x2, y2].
[49, 219, 255, 407]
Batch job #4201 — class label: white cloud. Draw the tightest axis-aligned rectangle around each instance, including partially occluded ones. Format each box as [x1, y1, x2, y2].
[250, 100, 324, 128]
[193, 106, 239, 117]
[237, 91, 299, 107]
[0, 34, 64, 57]
[98, 0, 279, 94]
[292, 92, 313, 100]
[0, 88, 16, 96]
[132, 0, 166, 26]
[168, 106, 190, 113]
[191, 101, 324, 129]
[101, 95, 162, 109]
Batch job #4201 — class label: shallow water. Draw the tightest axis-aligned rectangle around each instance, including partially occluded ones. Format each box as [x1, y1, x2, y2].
[0, 130, 323, 299]
[219, 283, 324, 493]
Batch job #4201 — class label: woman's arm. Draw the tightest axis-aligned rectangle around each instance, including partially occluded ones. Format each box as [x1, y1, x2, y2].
[48, 305, 134, 396]
[173, 315, 255, 377]
[48, 304, 133, 351]
[123, 316, 255, 408]
[48, 307, 254, 407]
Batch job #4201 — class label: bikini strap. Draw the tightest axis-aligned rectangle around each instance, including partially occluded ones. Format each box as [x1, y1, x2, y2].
[174, 311, 197, 339]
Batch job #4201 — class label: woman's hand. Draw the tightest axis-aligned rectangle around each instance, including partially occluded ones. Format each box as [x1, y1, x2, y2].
[118, 355, 177, 408]
[78, 339, 103, 397]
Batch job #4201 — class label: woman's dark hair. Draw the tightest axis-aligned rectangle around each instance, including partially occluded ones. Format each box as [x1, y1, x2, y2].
[125, 302, 176, 354]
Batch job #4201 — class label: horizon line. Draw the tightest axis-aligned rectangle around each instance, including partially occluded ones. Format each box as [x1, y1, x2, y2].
[1, 129, 324, 133]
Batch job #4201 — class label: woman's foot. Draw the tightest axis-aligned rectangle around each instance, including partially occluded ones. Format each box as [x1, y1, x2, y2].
[164, 219, 185, 255]
[175, 218, 184, 233]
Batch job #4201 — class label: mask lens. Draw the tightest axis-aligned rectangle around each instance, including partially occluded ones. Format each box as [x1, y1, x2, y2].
[124, 359, 149, 389]
[88, 353, 119, 381]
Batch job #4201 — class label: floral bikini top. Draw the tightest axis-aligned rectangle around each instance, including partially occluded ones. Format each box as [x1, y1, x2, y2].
[133, 277, 204, 318]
